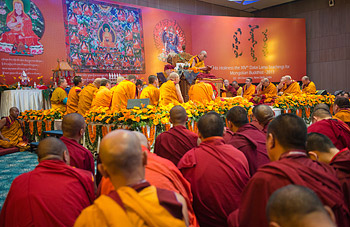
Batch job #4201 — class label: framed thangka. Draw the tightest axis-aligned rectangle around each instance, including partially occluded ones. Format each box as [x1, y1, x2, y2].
[0, 0, 45, 56]
[63, 0, 145, 73]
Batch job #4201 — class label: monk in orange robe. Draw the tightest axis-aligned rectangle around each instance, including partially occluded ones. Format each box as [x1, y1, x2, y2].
[76, 130, 188, 227]
[188, 82, 214, 103]
[333, 97, 350, 127]
[140, 75, 160, 106]
[110, 77, 125, 95]
[77, 78, 101, 116]
[0, 107, 27, 150]
[99, 131, 198, 227]
[188, 50, 213, 73]
[67, 76, 83, 114]
[111, 75, 136, 110]
[277, 75, 301, 96]
[90, 78, 112, 109]
[301, 76, 316, 94]
[253, 78, 277, 104]
[159, 72, 184, 106]
[51, 78, 68, 111]
[242, 77, 256, 100]
[0, 137, 95, 227]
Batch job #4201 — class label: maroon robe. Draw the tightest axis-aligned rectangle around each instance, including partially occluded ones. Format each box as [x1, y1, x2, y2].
[0, 160, 95, 227]
[178, 137, 250, 227]
[330, 148, 350, 209]
[250, 120, 268, 134]
[223, 128, 234, 142]
[308, 119, 350, 150]
[61, 136, 95, 174]
[234, 151, 349, 227]
[226, 123, 270, 176]
[154, 125, 198, 166]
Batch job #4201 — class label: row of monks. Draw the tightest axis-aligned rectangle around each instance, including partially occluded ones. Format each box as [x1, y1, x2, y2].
[1, 94, 350, 226]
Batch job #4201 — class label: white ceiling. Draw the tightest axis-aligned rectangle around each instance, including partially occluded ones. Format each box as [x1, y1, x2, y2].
[199, 0, 297, 12]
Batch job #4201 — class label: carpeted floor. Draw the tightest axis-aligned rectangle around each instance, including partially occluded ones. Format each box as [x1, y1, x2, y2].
[0, 152, 38, 210]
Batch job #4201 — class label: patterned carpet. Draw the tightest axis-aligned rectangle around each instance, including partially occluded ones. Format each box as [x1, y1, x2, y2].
[0, 152, 38, 210]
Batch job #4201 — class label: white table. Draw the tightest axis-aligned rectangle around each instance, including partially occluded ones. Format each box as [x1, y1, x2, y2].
[0, 90, 45, 117]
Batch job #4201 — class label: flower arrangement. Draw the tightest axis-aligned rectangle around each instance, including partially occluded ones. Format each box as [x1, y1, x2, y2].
[273, 94, 334, 110]
[19, 109, 65, 121]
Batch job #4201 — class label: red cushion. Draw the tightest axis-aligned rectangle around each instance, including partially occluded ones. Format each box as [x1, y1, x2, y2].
[0, 147, 19, 156]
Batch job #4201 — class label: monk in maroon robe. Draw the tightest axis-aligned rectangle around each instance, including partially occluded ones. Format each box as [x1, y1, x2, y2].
[154, 106, 198, 166]
[60, 113, 94, 174]
[232, 114, 349, 227]
[0, 137, 95, 227]
[178, 112, 250, 227]
[251, 104, 275, 135]
[308, 108, 350, 150]
[307, 132, 350, 209]
[225, 106, 270, 176]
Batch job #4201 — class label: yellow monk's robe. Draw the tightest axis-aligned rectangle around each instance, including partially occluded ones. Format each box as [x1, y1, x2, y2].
[111, 80, 136, 111]
[66, 86, 82, 114]
[159, 80, 180, 106]
[188, 55, 205, 73]
[188, 82, 213, 103]
[0, 117, 27, 150]
[333, 109, 350, 127]
[140, 84, 160, 106]
[51, 87, 67, 112]
[90, 86, 112, 109]
[257, 83, 277, 103]
[237, 87, 243, 96]
[74, 186, 186, 227]
[242, 84, 256, 100]
[280, 81, 302, 96]
[302, 81, 316, 94]
[78, 84, 98, 116]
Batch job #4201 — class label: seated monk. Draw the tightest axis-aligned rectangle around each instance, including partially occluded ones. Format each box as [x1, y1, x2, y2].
[0, 107, 28, 151]
[140, 75, 160, 106]
[333, 97, 350, 127]
[232, 114, 349, 227]
[110, 77, 125, 95]
[232, 80, 243, 96]
[75, 130, 188, 227]
[225, 106, 270, 176]
[51, 78, 68, 112]
[67, 76, 83, 114]
[307, 132, 350, 208]
[135, 79, 143, 99]
[242, 77, 256, 100]
[99, 131, 198, 227]
[251, 104, 275, 134]
[111, 75, 136, 110]
[253, 78, 277, 104]
[266, 185, 337, 227]
[188, 50, 213, 73]
[159, 72, 184, 106]
[78, 78, 101, 116]
[164, 55, 175, 78]
[308, 108, 350, 150]
[154, 106, 198, 166]
[221, 79, 237, 97]
[90, 78, 112, 109]
[188, 82, 215, 103]
[60, 113, 94, 174]
[277, 75, 301, 96]
[0, 137, 95, 226]
[301, 76, 316, 94]
[178, 112, 250, 227]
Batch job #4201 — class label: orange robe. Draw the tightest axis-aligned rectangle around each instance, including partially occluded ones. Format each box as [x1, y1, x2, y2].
[140, 84, 160, 106]
[279, 81, 301, 96]
[66, 86, 82, 114]
[242, 84, 256, 100]
[188, 55, 205, 73]
[188, 82, 213, 103]
[0, 117, 26, 149]
[159, 80, 180, 106]
[78, 84, 98, 116]
[51, 87, 67, 111]
[90, 86, 112, 109]
[111, 80, 136, 110]
[302, 81, 316, 94]
[334, 109, 350, 127]
[257, 83, 277, 103]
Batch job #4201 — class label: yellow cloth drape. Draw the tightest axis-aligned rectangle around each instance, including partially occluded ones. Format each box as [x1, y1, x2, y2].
[111, 80, 136, 110]
[90, 86, 112, 109]
[78, 84, 98, 116]
[159, 80, 180, 106]
[188, 82, 213, 103]
[242, 84, 256, 100]
[302, 81, 316, 94]
[140, 84, 160, 106]
[67, 86, 81, 114]
[51, 87, 67, 111]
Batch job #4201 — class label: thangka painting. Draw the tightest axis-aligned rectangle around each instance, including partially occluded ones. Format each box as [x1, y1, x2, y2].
[153, 19, 186, 62]
[63, 0, 145, 73]
[0, 0, 44, 56]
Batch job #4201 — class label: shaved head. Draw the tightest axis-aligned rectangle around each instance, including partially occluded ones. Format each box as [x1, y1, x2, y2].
[9, 107, 19, 119]
[170, 106, 187, 124]
[37, 137, 68, 161]
[306, 132, 336, 154]
[311, 108, 331, 120]
[226, 106, 248, 128]
[198, 111, 224, 138]
[284, 75, 292, 81]
[334, 97, 350, 108]
[93, 78, 101, 87]
[127, 75, 136, 81]
[168, 72, 179, 81]
[252, 105, 274, 125]
[313, 103, 330, 112]
[133, 131, 149, 149]
[62, 113, 86, 138]
[99, 130, 143, 177]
